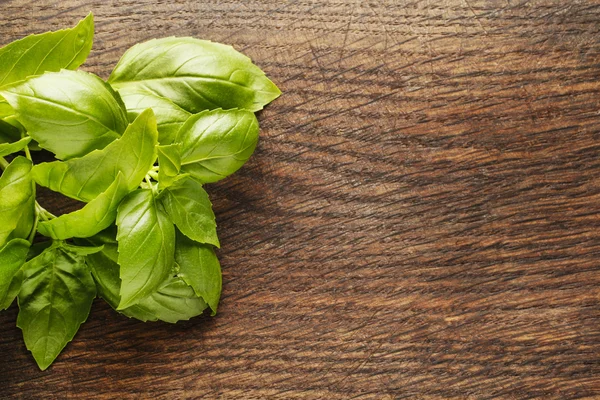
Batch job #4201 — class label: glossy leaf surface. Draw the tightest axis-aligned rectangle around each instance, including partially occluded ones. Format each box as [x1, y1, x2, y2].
[160, 176, 219, 246]
[32, 109, 157, 202]
[0, 70, 128, 160]
[109, 37, 280, 113]
[38, 173, 129, 240]
[0, 13, 94, 88]
[0, 238, 30, 310]
[17, 243, 96, 370]
[116, 189, 175, 309]
[175, 231, 221, 315]
[175, 108, 259, 183]
[0, 157, 34, 246]
[118, 86, 191, 145]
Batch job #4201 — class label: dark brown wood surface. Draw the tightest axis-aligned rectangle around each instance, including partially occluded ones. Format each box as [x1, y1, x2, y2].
[2, 0, 600, 398]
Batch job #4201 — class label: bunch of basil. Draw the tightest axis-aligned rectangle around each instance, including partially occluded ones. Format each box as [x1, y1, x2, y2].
[0, 13, 280, 370]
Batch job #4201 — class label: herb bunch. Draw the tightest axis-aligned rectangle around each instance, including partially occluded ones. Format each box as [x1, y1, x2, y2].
[0, 13, 280, 370]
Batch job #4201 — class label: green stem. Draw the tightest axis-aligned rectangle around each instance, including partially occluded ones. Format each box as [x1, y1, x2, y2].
[23, 143, 32, 161]
[0, 156, 8, 169]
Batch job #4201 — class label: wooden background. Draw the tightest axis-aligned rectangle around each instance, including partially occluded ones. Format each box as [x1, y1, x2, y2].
[2, 0, 600, 398]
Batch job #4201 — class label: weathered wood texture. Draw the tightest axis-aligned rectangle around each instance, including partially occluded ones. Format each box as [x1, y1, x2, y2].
[2, 0, 600, 398]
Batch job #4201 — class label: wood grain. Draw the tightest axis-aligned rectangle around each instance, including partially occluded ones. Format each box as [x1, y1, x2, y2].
[2, 0, 600, 398]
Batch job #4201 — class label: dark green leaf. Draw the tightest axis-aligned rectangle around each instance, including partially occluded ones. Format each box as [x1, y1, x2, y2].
[0, 157, 34, 246]
[38, 173, 129, 240]
[32, 109, 158, 202]
[0, 70, 128, 160]
[116, 189, 175, 309]
[108, 37, 280, 113]
[17, 243, 96, 370]
[175, 108, 259, 183]
[0, 238, 30, 310]
[118, 86, 191, 145]
[160, 176, 219, 247]
[175, 231, 221, 315]
[0, 119, 21, 144]
[0, 13, 94, 88]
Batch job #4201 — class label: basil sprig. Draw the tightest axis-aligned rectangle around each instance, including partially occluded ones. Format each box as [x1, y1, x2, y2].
[0, 13, 279, 370]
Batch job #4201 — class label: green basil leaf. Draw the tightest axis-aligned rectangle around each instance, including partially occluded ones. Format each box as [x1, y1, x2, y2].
[0, 13, 94, 88]
[38, 173, 129, 240]
[85, 237, 207, 323]
[0, 98, 14, 119]
[32, 109, 158, 202]
[0, 119, 21, 144]
[0, 136, 31, 157]
[160, 176, 219, 247]
[0, 157, 34, 246]
[157, 144, 181, 189]
[17, 243, 96, 370]
[123, 275, 208, 323]
[0, 238, 30, 310]
[175, 108, 259, 183]
[116, 189, 175, 309]
[175, 231, 221, 315]
[118, 86, 191, 145]
[0, 70, 128, 160]
[108, 37, 280, 113]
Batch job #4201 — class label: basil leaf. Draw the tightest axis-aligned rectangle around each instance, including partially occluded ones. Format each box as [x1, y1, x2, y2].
[0, 136, 31, 157]
[175, 231, 221, 315]
[38, 173, 129, 240]
[0, 70, 128, 160]
[0, 157, 34, 246]
[0, 238, 30, 310]
[0, 98, 14, 119]
[0, 119, 21, 144]
[157, 144, 181, 190]
[123, 275, 208, 323]
[118, 86, 191, 145]
[81, 229, 207, 322]
[79, 232, 121, 308]
[17, 243, 96, 370]
[32, 109, 158, 202]
[116, 189, 175, 309]
[0, 13, 94, 88]
[160, 176, 219, 247]
[108, 37, 281, 113]
[175, 108, 259, 183]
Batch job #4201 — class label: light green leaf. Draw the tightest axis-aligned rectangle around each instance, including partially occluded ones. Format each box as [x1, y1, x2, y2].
[116, 189, 175, 309]
[76, 228, 121, 307]
[0, 13, 94, 88]
[175, 108, 259, 183]
[83, 226, 206, 322]
[108, 37, 281, 113]
[32, 109, 158, 202]
[157, 144, 181, 189]
[0, 157, 34, 246]
[118, 86, 191, 145]
[17, 243, 96, 370]
[160, 176, 219, 247]
[0, 238, 30, 310]
[0, 136, 31, 157]
[38, 173, 129, 240]
[123, 275, 208, 323]
[0, 70, 128, 160]
[0, 98, 14, 119]
[175, 231, 221, 315]
[0, 119, 21, 144]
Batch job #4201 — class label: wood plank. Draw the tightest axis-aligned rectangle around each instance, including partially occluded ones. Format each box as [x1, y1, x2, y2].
[2, 0, 600, 398]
